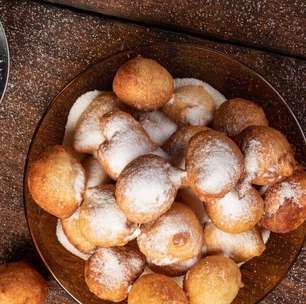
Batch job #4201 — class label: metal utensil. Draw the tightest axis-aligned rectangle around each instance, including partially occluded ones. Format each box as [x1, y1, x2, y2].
[0, 21, 9, 103]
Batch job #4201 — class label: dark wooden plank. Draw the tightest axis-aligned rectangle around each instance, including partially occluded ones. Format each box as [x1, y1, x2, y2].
[0, 1, 305, 304]
[43, 0, 306, 59]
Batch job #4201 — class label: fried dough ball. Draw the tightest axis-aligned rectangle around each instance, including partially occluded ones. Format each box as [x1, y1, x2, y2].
[213, 98, 268, 137]
[177, 187, 209, 225]
[113, 56, 174, 110]
[186, 130, 244, 200]
[61, 208, 95, 254]
[236, 126, 295, 185]
[204, 222, 265, 263]
[184, 255, 242, 304]
[136, 110, 177, 145]
[27, 145, 85, 219]
[97, 110, 157, 179]
[260, 169, 306, 233]
[163, 125, 210, 169]
[63, 90, 102, 158]
[174, 78, 226, 109]
[79, 184, 139, 247]
[128, 273, 188, 304]
[56, 220, 91, 260]
[82, 156, 111, 188]
[205, 186, 264, 233]
[0, 262, 48, 304]
[148, 254, 201, 277]
[73, 91, 120, 154]
[116, 155, 186, 224]
[163, 85, 215, 126]
[137, 203, 204, 266]
[85, 247, 145, 302]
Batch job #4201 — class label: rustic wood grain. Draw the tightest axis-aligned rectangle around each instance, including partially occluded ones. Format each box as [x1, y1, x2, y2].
[0, 1, 305, 304]
[43, 0, 306, 59]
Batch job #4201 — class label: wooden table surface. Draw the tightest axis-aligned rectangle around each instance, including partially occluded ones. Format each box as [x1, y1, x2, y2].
[0, 1, 305, 303]
[45, 0, 306, 59]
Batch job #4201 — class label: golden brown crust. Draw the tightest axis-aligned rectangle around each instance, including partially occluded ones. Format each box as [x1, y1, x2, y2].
[0, 262, 48, 304]
[260, 169, 306, 233]
[61, 209, 96, 254]
[236, 126, 295, 185]
[205, 186, 264, 233]
[97, 110, 157, 179]
[137, 203, 204, 265]
[79, 184, 139, 247]
[204, 222, 265, 263]
[27, 145, 85, 219]
[163, 125, 210, 169]
[184, 255, 242, 304]
[213, 98, 268, 137]
[113, 56, 174, 111]
[116, 155, 185, 224]
[186, 130, 244, 200]
[74, 92, 120, 153]
[85, 247, 145, 302]
[162, 85, 215, 126]
[128, 273, 188, 304]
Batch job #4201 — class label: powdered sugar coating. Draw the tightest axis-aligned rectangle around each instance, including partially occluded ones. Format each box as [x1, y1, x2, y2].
[122, 163, 174, 213]
[85, 247, 145, 302]
[187, 132, 243, 197]
[74, 92, 119, 154]
[150, 147, 170, 160]
[56, 220, 90, 260]
[174, 78, 226, 109]
[82, 156, 110, 188]
[73, 163, 86, 205]
[63, 90, 101, 152]
[137, 111, 177, 145]
[164, 125, 209, 169]
[261, 229, 271, 244]
[244, 139, 261, 182]
[80, 185, 139, 247]
[267, 181, 302, 216]
[98, 111, 156, 179]
[137, 203, 203, 265]
[204, 223, 265, 262]
[206, 187, 264, 233]
[179, 187, 210, 225]
[164, 85, 215, 126]
[116, 155, 183, 223]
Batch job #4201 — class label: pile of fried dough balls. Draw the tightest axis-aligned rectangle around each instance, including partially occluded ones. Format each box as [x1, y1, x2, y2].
[27, 56, 306, 304]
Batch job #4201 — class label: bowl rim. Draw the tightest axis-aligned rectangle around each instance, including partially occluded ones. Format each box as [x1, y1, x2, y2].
[0, 20, 10, 104]
[23, 41, 306, 304]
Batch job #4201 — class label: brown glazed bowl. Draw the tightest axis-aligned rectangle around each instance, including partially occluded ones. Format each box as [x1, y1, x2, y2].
[24, 42, 306, 304]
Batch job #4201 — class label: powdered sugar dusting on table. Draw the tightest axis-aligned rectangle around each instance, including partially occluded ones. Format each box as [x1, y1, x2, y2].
[174, 78, 226, 108]
[56, 220, 90, 260]
[195, 139, 240, 193]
